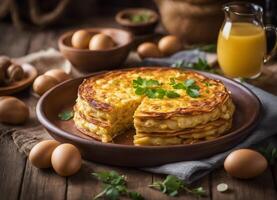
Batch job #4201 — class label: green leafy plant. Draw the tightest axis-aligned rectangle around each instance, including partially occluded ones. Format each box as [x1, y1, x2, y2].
[130, 13, 151, 23]
[92, 171, 144, 200]
[172, 58, 220, 74]
[198, 44, 217, 52]
[58, 110, 74, 121]
[259, 145, 277, 165]
[170, 78, 200, 98]
[133, 77, 180, 99]
[149, 175, 206, 197]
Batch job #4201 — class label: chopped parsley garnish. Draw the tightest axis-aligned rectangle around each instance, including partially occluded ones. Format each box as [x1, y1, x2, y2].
[58, 110, 74, 121]
[170, 78, 200, 98]
[92, 171, 144, 200]
[149, 175, 206, 197]
[172, 58, 220, 74]
[133, 77, 180, 99]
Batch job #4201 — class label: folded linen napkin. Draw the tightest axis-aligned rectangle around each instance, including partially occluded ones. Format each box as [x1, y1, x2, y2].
[142, 50, 277, 183]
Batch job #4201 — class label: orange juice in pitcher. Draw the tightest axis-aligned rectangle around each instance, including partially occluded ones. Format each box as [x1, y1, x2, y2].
[217, 2, 277, 78]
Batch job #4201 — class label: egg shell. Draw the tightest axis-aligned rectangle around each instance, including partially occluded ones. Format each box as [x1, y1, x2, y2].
[44, 69, 71, 83]
[89, 33, 115, 50]
[158, 35, 182, 56]
[71, 30, 91, 49]
[33, 75, 59, 96]
[224, 149, 268, 179]
[29, 140, 60, 168]
[51, 143, 82, 176]
[0, 96, 29, 125]
[137, 42, 162, 59]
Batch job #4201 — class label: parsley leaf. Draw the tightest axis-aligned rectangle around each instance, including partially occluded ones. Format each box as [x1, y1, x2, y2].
[149, 175, 206, 197]
[187, 88, 200, 98]
[166, 90, 180, 98]
[135, 87, 146, 95]
[172, 58, 220, 74]
[130, 13, 151, 24]
[198, 44, 217, 52]
[58, 110, 74, 121]
[259, 145, 277, 165]
[184, 79, 195, 88]
[128, 191, 145, 200]
[92, 171, 125, 185]
[170, 78, 200, 98]
[133, 77, 180, 99]
[92, 171, 144, 200]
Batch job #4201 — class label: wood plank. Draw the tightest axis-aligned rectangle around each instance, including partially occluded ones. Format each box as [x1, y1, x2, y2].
[19, 161, 66, 200]
[0, 136, 26, 200]
[151, 173, 211, 200]
[67, 161, 153, 200]
[212, 167, 277, 200]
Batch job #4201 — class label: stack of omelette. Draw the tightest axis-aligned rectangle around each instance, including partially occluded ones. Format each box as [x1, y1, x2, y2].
[73, 67, 235, 146]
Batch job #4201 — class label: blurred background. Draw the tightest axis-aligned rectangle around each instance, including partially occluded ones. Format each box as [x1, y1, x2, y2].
[0, 0, 276, 44]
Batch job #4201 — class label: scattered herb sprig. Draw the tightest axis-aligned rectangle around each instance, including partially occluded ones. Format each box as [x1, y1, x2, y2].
[133, 77, 180, 99]
[170, 78, 200, 98]
[259, 145, 277, 165]
[92, 171, 144, 200]
[198, 44, 217, 53]
[58, 110, 74, 121]
[172, 58, 220, 74]
[149, 175, 206, 197]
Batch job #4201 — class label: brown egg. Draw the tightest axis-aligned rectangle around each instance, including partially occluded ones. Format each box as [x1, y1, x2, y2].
[137, 42, 162, 59]
[71, 30, 91, 49]
[44, 69, 71, 83]
[89, 33, 115, 50]
[51, 143, 82, 176]
[29, 140, 60, 168]
[158, 35, 182, 56]
[33, 75, 59, 96]
[7, 64, 24, 82]
[0, 96, 29, 125]
[224, 149, 268, 179]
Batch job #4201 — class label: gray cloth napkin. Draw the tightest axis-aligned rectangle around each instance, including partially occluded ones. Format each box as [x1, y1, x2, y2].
[142, 50, 277, 184]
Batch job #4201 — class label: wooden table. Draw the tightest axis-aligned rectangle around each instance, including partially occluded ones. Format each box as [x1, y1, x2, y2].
[0, 19, 277, 200]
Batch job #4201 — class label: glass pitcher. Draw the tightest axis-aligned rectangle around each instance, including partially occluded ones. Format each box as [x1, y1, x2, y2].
[217, 2, 277, 78]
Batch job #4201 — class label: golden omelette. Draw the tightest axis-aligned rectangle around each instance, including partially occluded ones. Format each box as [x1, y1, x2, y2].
[73, 67, 235, 146]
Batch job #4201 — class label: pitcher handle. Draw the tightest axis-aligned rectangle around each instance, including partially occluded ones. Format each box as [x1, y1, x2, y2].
[264, 25, 277, 63]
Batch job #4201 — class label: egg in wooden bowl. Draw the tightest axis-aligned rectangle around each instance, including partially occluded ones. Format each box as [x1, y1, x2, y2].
[58, 28, 133, 72]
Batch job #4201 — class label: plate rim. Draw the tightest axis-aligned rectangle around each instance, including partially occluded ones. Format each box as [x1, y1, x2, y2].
[36, 67, 262, 150]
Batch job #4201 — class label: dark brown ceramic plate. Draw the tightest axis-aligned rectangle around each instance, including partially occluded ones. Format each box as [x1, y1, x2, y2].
[36, 68, 261, 167]
[0, 63, 38, 96]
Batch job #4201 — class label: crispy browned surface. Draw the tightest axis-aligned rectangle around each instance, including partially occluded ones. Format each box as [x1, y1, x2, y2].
[78, 67, 230, 118]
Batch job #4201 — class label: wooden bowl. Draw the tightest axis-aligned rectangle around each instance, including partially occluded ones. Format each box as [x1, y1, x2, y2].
[115, 8, 159, 35]
[58, 28, 133, 72]
[36, 68, 261, 167]
[0, 63, 37, 96]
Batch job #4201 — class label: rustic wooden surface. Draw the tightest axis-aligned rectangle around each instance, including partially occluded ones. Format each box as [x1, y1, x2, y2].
[0, 17, 277, 200]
